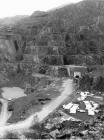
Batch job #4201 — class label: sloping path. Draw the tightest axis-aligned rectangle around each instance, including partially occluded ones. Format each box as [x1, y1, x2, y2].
[0, 79, 74, 138]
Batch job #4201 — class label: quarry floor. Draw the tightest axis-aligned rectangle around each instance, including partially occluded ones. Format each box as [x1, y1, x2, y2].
[0, 73, 103, 123]
[0, 69, 103, 139]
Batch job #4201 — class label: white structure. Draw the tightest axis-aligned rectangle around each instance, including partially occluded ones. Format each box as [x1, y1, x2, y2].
[74, 72, 81, 78]
[63, 102, 79, 114]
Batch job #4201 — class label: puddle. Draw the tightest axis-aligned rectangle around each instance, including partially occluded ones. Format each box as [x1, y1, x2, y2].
[1, 87, 26, 100]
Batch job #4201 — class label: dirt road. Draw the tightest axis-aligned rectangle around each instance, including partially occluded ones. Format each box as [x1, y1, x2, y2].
[0, 79, 74, 138]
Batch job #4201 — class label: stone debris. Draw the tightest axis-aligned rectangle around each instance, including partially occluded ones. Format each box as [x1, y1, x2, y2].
[83, 101, 99, 115]
[70, 104, 79, 114]
[77, 92, 88, 101]
[61, 115, 80, 121]
[63, 102, 73, 110]
[77, 109, 86, 113]
[59, 111, 81, 122]
[49, 129, 60, 138]
[63, 103, 79, 114]
[63, 91, 100, 116]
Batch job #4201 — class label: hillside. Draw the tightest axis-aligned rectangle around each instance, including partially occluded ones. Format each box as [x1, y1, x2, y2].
[0, 0, 104, 66]
[12, 0, 104, 38]
[4, 0, 102, 66]
[0, 0, 104, 139]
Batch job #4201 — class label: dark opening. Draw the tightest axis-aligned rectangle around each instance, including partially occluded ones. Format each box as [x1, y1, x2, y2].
[14, 40, 19, 51]
[63, 55, 74, 65]
[63, 55, 68, 65]
[75, 75, 80, 79]
[79, 34, 84, 40]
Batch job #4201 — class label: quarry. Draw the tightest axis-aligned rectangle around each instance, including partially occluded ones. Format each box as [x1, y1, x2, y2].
[0, 0, 104, 139]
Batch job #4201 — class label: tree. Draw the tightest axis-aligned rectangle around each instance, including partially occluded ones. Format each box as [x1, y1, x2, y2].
[79, 74, 93, 91]
[93, 76, 104, 92]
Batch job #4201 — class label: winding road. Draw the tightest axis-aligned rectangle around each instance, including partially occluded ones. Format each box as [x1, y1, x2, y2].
[0, 79, 74, 138]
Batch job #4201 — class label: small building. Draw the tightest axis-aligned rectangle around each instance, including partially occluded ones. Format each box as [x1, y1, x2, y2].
[49, 65, 87, 78]
[65, 65, 87, 78]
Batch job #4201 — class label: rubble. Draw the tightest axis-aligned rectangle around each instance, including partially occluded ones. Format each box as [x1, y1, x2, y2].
[63, 91, 101, 118]
[84, 101, 99, 115]
[77, 92, 88, 101]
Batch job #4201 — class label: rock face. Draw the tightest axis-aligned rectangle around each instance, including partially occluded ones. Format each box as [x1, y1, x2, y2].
[0, 38, 17, 61]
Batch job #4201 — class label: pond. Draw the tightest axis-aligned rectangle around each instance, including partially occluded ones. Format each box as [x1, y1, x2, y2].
[1, 87, 26, 100]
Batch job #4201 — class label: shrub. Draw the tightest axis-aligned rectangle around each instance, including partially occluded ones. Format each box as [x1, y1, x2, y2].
[93, 76, 104, 92]
[79, 74, 93, 91]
